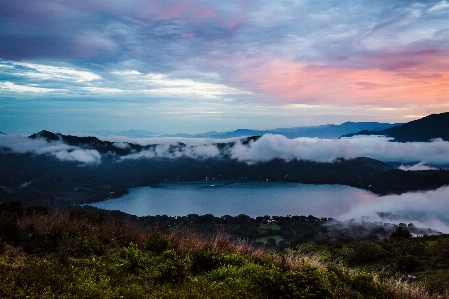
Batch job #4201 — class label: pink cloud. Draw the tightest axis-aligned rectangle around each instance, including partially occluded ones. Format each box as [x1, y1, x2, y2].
[223, 52, 449, 107]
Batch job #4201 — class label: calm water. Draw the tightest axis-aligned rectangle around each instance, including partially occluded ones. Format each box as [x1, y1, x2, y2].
[89, 181, 376, 218]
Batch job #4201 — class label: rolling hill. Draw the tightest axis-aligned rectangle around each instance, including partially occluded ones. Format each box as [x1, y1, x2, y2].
[341, 112, 449, 142]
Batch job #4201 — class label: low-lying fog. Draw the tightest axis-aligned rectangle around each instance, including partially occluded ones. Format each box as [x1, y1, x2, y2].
[340, 185, 449, 233]
[1, 133, 449, 166]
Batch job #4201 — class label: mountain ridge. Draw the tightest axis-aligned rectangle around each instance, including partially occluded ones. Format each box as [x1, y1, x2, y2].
[341, 112, 449, 141]
[80, 121, 402, 139]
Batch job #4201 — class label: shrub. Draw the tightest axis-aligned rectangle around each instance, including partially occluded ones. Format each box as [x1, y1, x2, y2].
[22, 230, 60, 254]
[390, 226, 412, 239]
[253, 264, 332, 299]
[14, 260, 72, 296]
[146, 231, 173, 254]
[119, 242, 152, 274]
[432, 237, 449, 268]
[190, 248, 222, 275]
[351, 272, 386, 298]
[348, 241, 386, 265]
[0, 219, 23, 244]
[221, 253, 247, 267]
[154, 250, 191, 284]
[60, 235, 106, 258]
[396, 254, 420, 272]
[279, 267, 331, 298]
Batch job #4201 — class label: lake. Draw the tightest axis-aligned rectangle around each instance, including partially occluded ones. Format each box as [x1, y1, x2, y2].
[89, 181, 376, 218]
[88, 181, 449, 232]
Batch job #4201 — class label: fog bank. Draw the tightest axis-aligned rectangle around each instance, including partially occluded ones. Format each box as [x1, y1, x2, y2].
[0, 134, 102, 164]
[1, 133, 449, 166]
[231, 134, 449, 164]
[340, 185, 449, 233]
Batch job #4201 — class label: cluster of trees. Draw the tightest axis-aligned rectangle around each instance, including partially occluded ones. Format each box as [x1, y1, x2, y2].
[78, 206, 437, 250]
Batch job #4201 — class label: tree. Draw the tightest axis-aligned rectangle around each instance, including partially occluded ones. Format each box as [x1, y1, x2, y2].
[389, 226, 412, 239]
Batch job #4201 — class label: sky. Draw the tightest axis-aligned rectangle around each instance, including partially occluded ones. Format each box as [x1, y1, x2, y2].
[1, 0, 449, 134]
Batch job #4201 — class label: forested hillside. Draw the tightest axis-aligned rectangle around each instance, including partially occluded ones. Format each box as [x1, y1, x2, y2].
[342, 112, 449, 142]
[1, 203, 448, 298]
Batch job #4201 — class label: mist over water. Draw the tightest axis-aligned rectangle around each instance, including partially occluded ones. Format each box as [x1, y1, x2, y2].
[89, 182, 449, 233]
[340, 186, 449, 233]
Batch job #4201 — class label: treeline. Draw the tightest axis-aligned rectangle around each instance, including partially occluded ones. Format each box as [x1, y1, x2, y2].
[88, 206, 437, 248]
[0, 199, 441, 251]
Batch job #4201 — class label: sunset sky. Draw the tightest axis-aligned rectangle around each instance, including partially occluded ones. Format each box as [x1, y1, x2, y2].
[1, 0, 449, 134]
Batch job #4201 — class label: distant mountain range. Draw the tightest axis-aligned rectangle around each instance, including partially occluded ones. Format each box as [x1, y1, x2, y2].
[5, 113, 449, 142]
[342, 112, 449, 142]
[87, 129, 160, 138]
[85, 121, 402, 139]
[2, 112, 449, 209]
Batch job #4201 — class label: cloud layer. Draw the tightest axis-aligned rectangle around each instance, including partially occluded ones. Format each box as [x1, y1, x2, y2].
[2, 134, 449, 166]
[340, 185, 449, 233]
[232, 134, 449, 165]
[0, 135, 102, 164]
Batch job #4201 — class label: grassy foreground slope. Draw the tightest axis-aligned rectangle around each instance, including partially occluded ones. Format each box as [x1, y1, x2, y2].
[1, 203, 448, 298]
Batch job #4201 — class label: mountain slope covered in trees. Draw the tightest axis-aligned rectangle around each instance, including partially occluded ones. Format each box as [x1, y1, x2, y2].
[342, 112, 449, 142]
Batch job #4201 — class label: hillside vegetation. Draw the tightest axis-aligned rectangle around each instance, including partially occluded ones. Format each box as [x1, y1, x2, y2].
[341, 112, 449, 142]
[1, 202, 448, 298]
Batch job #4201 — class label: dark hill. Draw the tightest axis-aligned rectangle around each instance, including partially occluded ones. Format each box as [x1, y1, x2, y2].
[341, 112, 449, 142]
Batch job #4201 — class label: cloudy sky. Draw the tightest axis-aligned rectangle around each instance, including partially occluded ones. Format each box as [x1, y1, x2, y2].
[1, 0, 449, 134]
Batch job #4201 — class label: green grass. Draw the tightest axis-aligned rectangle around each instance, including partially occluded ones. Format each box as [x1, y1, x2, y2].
[1, 203, 448, 298]
[255, 235, 284, 244]
[258, 223, 281, 231]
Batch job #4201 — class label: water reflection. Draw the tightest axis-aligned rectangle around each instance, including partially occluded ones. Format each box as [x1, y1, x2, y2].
[88, 182, 449, 232]
[89, 181, 376, 218]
